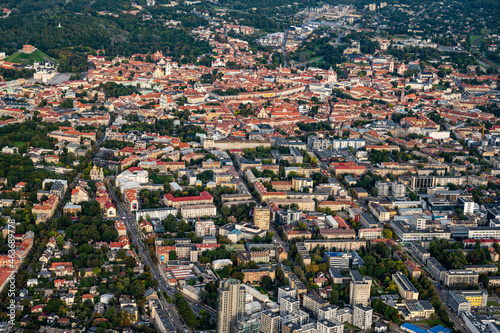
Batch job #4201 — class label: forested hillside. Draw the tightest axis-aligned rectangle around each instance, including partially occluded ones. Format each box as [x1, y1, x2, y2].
[0, 0, 211, 72]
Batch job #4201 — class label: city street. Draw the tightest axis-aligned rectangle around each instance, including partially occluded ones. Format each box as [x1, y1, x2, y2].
[109, 185, 217, 332]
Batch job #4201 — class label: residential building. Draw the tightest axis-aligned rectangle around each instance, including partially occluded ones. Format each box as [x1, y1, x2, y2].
[163, 191, 213, 208]
[318, 305, 338, 321]
[359, 228, 383, 240]
[292, 177, 313, 191]
[317, 319, 345, 333]
[443, 270, 479, 287]
[280, 295, 300, 315]
[242, 266, 276, 283]
[180, 204, 217, 218]
[391, 182, 406, 197]
[195, 220, 216, 238]
[375, 181, 389, 197]
[353, 304, 373, 330]
[278, 286, 297, 303]
[254, 207, 271, 230]
[369, 203, 390, 222]
[302, 292, 329, 314]
[259, 310, 280, 333]
[349, 270, 372, 306]
[217, 279, 246, 333]
[410, 242, 430, 263]
[426, 257, 447, 281]
[404, 260, 422, 279]
[124, 189, 139, 211]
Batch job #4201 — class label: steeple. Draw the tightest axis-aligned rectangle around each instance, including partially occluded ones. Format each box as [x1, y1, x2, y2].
[327, 67, 337, 83]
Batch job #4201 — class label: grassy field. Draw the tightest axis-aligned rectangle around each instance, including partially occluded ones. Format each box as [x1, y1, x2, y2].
[470, 35, 483, 47]
[488, 301, 500, 306]
[4, 49, 56, 65]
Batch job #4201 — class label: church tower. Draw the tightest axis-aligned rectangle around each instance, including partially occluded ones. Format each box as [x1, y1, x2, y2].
[165, 61, 172, 76]
[327, 67, 337, 84]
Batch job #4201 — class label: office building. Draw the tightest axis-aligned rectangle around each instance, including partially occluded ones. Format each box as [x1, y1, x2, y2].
[254, 207, 271, 230]
[259, 310, 280, 333]
[459, 197, 475, 214]
[349, 270, 372, 306]
[410, 213, 427, 230]
[392, 271, 419, 300]
[448, 290, 472, 315]
[217, 279, 246, 333]
[449, 290, 487, 309]
[325, 252, 365, 269]
[462, 311, 497, 333]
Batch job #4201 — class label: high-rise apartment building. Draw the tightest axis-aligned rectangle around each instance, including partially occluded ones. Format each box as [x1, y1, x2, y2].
[375, 181, 389, 197]
[259, 310, 280, 333]
[349, 270, 372, 306]
[280, 295, 300, 315]
[217, 279, 246, 333]
[391, 182, 406, 198]
[317, 319, 345, 333]
[318, 305, 339, 321]
[353, 304, 373, 330]
[254, 207, 271, 230]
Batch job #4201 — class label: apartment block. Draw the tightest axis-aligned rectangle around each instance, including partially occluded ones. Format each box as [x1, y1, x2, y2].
[443, 270, 479, 287]
[302, 292, 329, 314]
[353, 304, 373, 330]
[259, 310, 280, 333]
[349, 270, 372, 306]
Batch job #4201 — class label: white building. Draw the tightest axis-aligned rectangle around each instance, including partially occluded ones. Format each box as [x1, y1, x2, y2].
[116, 167, 149, 192]
[278, 286, 297, 303]
[260, 310, 280, 333]
[280, 295, 300, 315]
[410, 213, 427, 230]
[181, 204, 217, 219]
[318, 305, 338, 321]
[391, 182, 406, 198]
[213, 259, 233, 270]
[317, 319, 344, 333]
[195, 220, 216, 237]
[353, 304, 373, 330]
